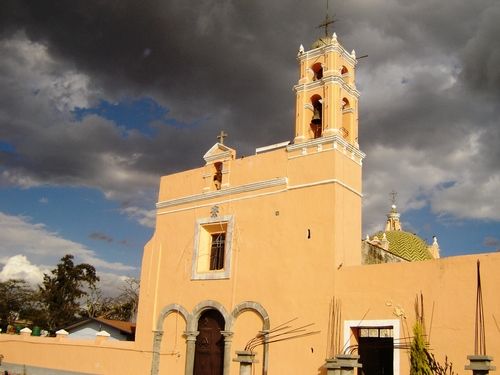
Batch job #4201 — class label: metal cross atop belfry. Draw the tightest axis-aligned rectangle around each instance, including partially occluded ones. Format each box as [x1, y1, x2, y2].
[390, 190, 398, 206]
[217, 130, 228, 145]
[318, 0, 335, 37]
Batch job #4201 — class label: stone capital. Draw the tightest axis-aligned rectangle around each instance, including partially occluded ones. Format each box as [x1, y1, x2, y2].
[184, 331, 199, 341]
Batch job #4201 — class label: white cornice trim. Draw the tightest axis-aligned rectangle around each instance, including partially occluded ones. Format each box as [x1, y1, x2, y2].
[294, 76, 360, 98]
[288, 178, 362, 197]
[157, 178, 362, 216]
[204, 150, 233, 164]
[158, 188, 288, 215]
[255, 141, 290, 154]
[287, 135, 366, 161]
[294, 80, 323, 91]
[156, 177, 287, 209]
[297, 43, 357, 66]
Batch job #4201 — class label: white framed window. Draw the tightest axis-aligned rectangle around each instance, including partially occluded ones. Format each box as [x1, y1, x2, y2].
[192, 215, 234, 280]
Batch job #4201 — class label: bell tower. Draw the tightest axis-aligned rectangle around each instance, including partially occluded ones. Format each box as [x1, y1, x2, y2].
[294, 33, 360, 147]
[286, 26, 365, 268]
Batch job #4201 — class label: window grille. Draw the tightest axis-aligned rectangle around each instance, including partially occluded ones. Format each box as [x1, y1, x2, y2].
[359, 327, 393, 338]
[210, 233, 225, 270]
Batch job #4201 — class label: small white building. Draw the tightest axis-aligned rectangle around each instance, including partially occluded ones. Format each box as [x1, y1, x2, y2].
[64, 317, 135, 341]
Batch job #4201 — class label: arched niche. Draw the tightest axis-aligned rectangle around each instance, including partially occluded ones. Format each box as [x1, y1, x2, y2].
[230, 301, 271, 375]
[230, 301, 270, 331]
[151, 303, 191, 375]
[213, 161, 223, 190]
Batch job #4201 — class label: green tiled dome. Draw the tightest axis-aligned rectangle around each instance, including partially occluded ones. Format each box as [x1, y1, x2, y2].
[374, 231, 433, 261]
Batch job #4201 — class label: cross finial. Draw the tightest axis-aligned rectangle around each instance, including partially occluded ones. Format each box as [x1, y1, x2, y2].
[217, 130, 228, 145]
[317, 0, 335, 37]
[390, 190, 398, 206]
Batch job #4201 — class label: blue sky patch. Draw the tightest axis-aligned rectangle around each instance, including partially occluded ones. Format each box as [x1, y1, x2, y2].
[72, 97, 171, 137]
[0, 186, 150, 272]
[403, 204, 500, 256]
[0, 141, 16, 154]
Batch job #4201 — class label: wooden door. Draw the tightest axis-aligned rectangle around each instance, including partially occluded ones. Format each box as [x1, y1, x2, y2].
[194, 310, 225, 375]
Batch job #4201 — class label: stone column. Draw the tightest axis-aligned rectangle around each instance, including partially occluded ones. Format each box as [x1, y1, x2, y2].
[150, 330, 163, 375]
[233, 351, 258, 375]
[465, 355, 496, 374]
[184, 331, 199, 375]
[324, 358, 340, 375]
[260, 330, 270, 375]
[221, 331, 234, 375]
[324, 354, 362, 375]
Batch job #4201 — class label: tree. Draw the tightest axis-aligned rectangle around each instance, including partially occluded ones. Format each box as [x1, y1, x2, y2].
[106, 277, 140, 322]
[410, 320, 432, 375]
[409, 293, 457, 375]
[0, 280, 38, 327]
[39, 254, 99, 330]
[83, 278, 140, 322]
[410, 293, 432, 375]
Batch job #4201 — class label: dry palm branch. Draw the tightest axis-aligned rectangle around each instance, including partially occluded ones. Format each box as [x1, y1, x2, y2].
[245, 317, 320, 352]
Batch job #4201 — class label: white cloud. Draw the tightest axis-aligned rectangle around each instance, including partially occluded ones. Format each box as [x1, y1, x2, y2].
[0, 34, 158, 228]
[363, 126, 500, 234]
[431, 175, 500, 220]
[98, 272, 134, 298]
[0, 212, 135, 272]
[121, 206, 156, 228]
[362, 144, 455, 235]
[0, 255, 46, 286]
[0, 33, 98, 112]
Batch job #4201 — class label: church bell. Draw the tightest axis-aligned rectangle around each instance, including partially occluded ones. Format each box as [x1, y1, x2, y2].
[312, 107, 321, 124]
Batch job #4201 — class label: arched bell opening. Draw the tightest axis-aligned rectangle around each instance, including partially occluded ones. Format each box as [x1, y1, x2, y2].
[341, 65, 352, 84]
[311, 63, 323, 81]
[310, 94, 323, 139]
[341, 97, 352, 140]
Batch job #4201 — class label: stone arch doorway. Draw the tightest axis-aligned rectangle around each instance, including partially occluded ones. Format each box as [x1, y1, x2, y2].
[194, 309, 225, 375]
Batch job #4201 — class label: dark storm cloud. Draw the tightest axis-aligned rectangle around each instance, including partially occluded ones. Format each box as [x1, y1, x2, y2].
[0, 0, 320, 154]
[461, 2, 500, 95]
[0, 0, 323, 217]
[1, 0, 500, 228]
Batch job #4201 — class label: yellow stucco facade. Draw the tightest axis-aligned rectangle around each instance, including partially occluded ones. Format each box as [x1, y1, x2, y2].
[0, 34, 499, 375]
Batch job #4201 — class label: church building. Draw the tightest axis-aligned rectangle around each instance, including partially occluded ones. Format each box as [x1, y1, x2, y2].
[138, 29, 364, 375]
[0, 21, 499, 375]
[134, 30, 500, 375]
